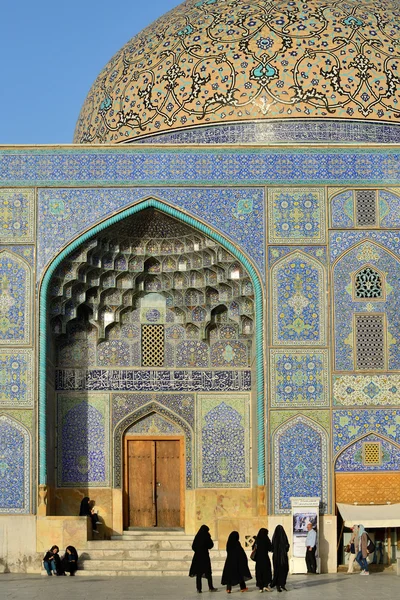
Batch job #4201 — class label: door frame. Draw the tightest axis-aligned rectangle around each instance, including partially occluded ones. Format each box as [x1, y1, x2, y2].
[123, 435, 185, 529]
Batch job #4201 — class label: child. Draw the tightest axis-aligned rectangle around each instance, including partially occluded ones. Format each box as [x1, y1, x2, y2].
[221, 531, 252, 593]
[43, 545, 62, 576]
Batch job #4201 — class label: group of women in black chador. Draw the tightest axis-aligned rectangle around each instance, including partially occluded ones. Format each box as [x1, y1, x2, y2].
[190, 524, 290, 593]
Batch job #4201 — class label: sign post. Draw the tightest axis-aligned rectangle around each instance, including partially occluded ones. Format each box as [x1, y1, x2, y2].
[290, 497, 320, 574]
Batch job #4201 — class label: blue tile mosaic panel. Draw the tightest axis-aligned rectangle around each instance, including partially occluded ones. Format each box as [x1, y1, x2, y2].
[271, 251, 326, 346]
[330, 189, 354, 228]
[333, 241, 400, 370]
[333, 409, 400, 455]
[0, 250, 32, 344]
[273, 415, 328, 514]
[268, 246, 326, 267]
[0, 415, 30, 513]
[335, 433, 400, 472]
[197, 394, 250, 488]
[270, 350, 329, 408]
[210, 341, 248, 368]
[0, 349, 33, 407]
[333, 374, 400, 406]
[330, 230, 400, 263]
[37, 187, 265, 279]
[112, 396, 194, 488]
[57, 393, 110, 487]
[0, 189, 35, 242]
[125, 413, 182, 435]
[379, 190, 400, 227]
[2, 148, 400, 186]
[56, 369, 251, 392]
[268, 188, 326, 244]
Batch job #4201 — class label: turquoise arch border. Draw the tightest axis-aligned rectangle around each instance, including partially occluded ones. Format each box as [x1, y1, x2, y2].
[39, 198, 266, 486]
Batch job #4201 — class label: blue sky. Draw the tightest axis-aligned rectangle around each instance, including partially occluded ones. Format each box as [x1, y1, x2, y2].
[0, 0, 180, 144]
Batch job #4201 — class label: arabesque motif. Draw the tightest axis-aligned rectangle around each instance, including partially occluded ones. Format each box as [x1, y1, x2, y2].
[75, 0, 400, 144]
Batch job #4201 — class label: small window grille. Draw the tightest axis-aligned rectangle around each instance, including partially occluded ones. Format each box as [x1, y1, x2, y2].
[141, 324, 164, 367]
[355, 190, 377, 226]
[355, 314, 385, 370]
[363, 442, 381, 465]
[355, 267, 383, 299]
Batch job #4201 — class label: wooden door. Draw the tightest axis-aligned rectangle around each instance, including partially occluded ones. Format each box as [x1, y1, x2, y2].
[126, 438, 182, 527]
[127, 440, 156, 527]
[155, 440, 181, 527]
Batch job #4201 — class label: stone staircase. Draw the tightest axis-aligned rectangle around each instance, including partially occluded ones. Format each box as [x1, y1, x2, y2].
[75, 529, 232, 577]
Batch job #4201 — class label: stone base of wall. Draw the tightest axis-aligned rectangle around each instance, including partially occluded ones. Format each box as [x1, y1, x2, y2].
[0, 516, 41, 573]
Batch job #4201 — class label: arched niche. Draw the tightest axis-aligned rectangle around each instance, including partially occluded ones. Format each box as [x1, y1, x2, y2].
[0, 250, 32, 345]
[272, 415, 329, 514]
[271, 251, 326, 346]
[113, 402, 194, 489]
[0, 415, 31, 513]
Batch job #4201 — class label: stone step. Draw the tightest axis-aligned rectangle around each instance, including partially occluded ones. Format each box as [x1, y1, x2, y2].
[80, 559, 228, 571]
[116, 529, 185, 537]
[111, 535, 192, 542]
[79, 549, 227, 560]
[87, 540, 197, 550]
[74, 569, 225, 577]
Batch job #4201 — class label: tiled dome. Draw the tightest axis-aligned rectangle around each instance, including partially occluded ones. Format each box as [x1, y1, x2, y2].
[74, 0, 400, 144]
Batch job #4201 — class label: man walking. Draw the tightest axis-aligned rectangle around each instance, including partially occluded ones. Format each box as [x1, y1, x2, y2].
[305, 523, 317, 574]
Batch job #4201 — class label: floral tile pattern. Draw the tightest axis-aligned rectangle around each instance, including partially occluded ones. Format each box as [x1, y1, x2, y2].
[273, 415, 328, 514]
[0, 250, 32, 344]
[0, 189, 34, 242]
[268, 188, 326, 244]
[57, 393, 110, 487]
[333, 374, 400, 406]
[335, 432, 400, 473]
[271, 251, 326, 345]
[0, 415, 30, 513]
[270, 350, 329, 407]
[197, 394, 250, 488]
[0, 349, 33, 407]
[333, 409, 400, 455]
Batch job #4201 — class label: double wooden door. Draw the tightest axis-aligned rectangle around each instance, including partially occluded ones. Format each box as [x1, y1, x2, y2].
[126, 438, 182, 528]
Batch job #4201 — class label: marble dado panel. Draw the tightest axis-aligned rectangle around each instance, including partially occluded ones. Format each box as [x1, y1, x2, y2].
[330, 188, 400, 229]
[0, 250, 32, 344]
[270, 350, 329, 408]
[272, 415, 329, 514]
[0, 349, 34, 407]
[335, 433, 400, 473]
[2, 148, 400, 187]
[333, 409, 400, 455]
[57, 393, 110, 487]
[333, 240, 400, 370]
[268, 188, 326, 244]
[0, 189, 35, 242]
[112, 396, 194, 489]
[0, 414, 30, 513]
[37, 187, 265, 279]
[197, 394, 250, 488]
[55, 369, 251, 393]
[333, 374, 400, 406]
[271, 251, 326, 346]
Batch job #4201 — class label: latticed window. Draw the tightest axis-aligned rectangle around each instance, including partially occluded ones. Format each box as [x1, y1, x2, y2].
[355, 190, 377, 226]
[363, 442, 381, 465]
[355, 314, 385, 370]
[141, 325, 164, 367]
[355, 267, 383, 299]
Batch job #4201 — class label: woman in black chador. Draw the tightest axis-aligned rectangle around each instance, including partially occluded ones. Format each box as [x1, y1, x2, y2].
[221, 531, 252, 593]
[253, 528, 273, 592]
[270, 525, 290, 592]
[61, 546, 79, 576]
[79, 496, 101, 533]
[189, 524, 218, 593]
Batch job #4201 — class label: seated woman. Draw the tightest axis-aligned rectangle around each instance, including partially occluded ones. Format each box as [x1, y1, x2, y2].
[62, 546, 79, 575]
[79, 496, 101, 533]
[43, 545, 63, 576]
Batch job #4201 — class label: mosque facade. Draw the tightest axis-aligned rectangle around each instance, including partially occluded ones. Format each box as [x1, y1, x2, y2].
[1, 0, 400, 572]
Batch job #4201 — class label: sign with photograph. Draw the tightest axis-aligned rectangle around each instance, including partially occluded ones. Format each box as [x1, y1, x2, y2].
[290, 497, 320, 573]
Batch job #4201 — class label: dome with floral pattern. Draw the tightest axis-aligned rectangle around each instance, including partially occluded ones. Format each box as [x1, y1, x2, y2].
[74, 0, 400, 144]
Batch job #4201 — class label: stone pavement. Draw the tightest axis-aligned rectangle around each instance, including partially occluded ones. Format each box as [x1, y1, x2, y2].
[0, 573, 398, 600]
